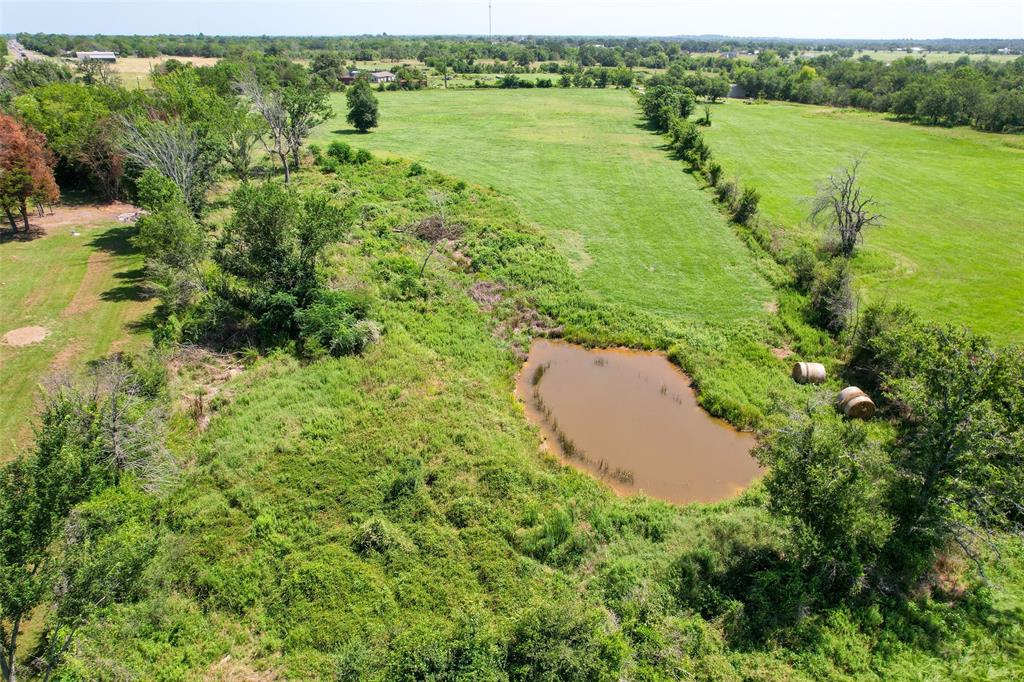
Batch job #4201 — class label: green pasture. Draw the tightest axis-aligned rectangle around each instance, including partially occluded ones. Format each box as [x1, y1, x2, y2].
[313, 88, 773, 327]
[0, 221, 152, 452]
[702, 100, 1024, 343]
[69, 159, 1024, 680]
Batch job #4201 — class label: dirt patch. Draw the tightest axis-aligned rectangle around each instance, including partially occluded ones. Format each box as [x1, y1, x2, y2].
[30, 201, 139, 235]
[169, 346, 246, 432]
[62, 251, 114, 316]
[763, 301, 780, 313]
[48, 338, 84, 373]
[3, 326, 48, 346]
[771, 346, 794, 360]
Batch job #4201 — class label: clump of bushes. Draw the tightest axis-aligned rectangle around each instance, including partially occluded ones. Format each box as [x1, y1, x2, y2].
[327, 140, 352, 163]
[705, 161, 723, 187]
[295, 289, 380, 357]
[714, 178, 738, 206]
[135, 177, 381, 355]
[731, 186, 760, 225]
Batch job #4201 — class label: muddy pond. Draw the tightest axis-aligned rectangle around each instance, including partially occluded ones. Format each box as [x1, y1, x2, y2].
[516, 339, 761, 504]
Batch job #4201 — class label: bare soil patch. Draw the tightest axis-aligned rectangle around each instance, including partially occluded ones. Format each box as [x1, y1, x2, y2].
[31, 201, 139, 235]
[3, 326, 49, 346]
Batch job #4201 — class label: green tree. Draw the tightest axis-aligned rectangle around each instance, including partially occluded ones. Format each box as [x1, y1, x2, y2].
[282, 82, 332, 167]
[346, 78, 379, 133]
[216, 183, 348, 343]
[757, 409, 894, 596]
[874, 323, 1024, 581]
[14, 82, 131, 199]
[132, 170, 209, 315]
[638, 85, 696, 131]
[0, 357, 167, 682]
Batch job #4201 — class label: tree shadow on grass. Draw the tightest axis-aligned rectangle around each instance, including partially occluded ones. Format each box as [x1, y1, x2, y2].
[87, 225, 154, 304]
[330, 129, 366, 136]
[87, 224, 138, 257]
[126, 312, 159, 335]
[101, 268, 150, 303]
[0, 226, 46, 244]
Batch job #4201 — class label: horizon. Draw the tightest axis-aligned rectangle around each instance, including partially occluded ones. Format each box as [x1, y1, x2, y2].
[3, 1, 1023, 41]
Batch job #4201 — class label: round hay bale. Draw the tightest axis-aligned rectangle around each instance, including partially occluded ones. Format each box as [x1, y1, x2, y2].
[791, 362, 827, 384]
[837, 386, 866, 405]
[842, 395, 876, 420]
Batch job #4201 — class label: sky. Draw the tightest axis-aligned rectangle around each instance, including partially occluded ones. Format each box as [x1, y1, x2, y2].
[2, 0, 1022, 40]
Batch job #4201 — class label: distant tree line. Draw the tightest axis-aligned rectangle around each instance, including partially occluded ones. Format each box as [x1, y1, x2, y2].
[730, 51, 1024, 132]
[16, 32, 1023, 63]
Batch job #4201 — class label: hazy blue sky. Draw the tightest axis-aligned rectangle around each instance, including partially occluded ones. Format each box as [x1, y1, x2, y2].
[2, 1, 1022, 39]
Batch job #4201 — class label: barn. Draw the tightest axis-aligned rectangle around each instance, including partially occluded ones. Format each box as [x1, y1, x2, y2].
[75, 51, 118, 62]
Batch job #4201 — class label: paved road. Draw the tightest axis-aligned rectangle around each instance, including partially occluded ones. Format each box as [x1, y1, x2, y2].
[7, 38, 45, 61]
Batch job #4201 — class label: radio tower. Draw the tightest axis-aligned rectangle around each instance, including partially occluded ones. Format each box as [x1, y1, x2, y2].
[489, 1, 492, 42]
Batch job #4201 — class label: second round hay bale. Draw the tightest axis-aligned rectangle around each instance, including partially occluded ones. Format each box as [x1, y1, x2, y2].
[842, 395, 876, 419]
[791, 362, 827, 384]
[836, 386, 875, 419]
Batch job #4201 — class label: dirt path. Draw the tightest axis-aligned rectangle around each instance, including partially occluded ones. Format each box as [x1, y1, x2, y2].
[62, 250, 115, 317]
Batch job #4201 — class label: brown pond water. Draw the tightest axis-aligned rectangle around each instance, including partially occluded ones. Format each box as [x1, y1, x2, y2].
[516, 339, 761, 504]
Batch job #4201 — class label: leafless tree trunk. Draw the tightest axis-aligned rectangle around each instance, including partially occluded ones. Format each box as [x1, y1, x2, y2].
[237, 77, 291, 183]
[89, 356, 176, 492]
[810, 158, 883, 257]
[119, 117, 213, 212]
[416, 191, 464, 276]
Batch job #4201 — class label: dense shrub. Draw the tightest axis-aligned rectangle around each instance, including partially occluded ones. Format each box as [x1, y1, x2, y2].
[714, 178, 738, 207]
[808, 257, 854, 332]
[731, 186, 760, 225]
[506, 603, 626, 681]
[295, 289, 378, 357]
[705, 161, 723, 187]
[327, 140, 353, 163]
[845, 301, 919, 394]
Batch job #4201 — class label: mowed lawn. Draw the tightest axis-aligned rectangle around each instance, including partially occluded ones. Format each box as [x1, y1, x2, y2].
[313, 88, 772, 325]
[0, 221, 152, 451]
[703, 100, 1024, 343]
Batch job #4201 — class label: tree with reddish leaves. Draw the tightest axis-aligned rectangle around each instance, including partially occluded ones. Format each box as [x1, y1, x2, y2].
[0, 113, 60, 232]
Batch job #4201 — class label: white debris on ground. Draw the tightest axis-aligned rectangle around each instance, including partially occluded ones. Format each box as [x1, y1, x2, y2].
[117, 211, 144, 223]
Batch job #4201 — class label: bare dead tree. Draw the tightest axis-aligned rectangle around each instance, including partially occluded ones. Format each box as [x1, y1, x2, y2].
[416, 191, 465, 276]
[89, 357, 177, 493]
[810, 158, 883, 257]
[237, 77, 291, 182]
[119, 116, 218, 213]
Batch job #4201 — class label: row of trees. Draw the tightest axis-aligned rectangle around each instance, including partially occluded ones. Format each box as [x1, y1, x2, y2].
[3, 53, 343, 209]
[636, 73, 1023, 617]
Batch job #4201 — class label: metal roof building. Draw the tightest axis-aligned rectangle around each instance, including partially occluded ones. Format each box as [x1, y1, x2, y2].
[75, 51, 118, 62]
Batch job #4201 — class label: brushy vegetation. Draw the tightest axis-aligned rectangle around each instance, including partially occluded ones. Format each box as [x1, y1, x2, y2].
[0, 154, 1009, 680]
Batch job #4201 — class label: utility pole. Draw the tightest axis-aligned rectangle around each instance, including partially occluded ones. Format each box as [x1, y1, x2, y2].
[489, 1, 492, 42]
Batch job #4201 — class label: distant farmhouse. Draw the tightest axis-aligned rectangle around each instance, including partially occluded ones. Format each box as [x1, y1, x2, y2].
[344, 69, 396, 84]
[74, 51, 117, 62]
